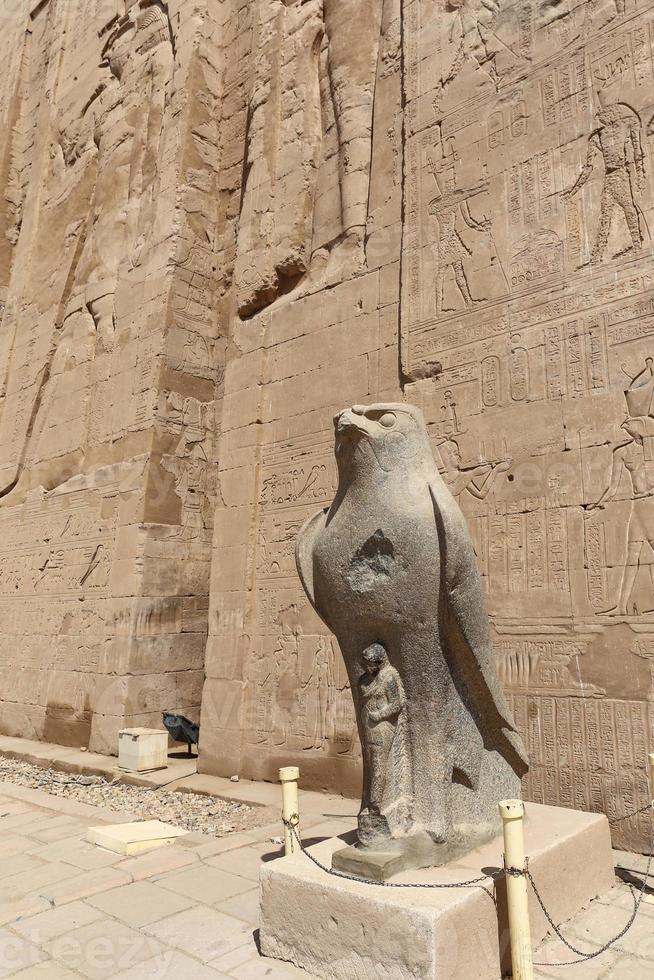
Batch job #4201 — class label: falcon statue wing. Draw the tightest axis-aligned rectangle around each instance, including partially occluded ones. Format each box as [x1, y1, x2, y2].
[429, 480, 529, 776]
[295, 506, 329, 610]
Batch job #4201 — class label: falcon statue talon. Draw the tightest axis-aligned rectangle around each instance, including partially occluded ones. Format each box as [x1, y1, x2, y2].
[296, 403, 528, 876]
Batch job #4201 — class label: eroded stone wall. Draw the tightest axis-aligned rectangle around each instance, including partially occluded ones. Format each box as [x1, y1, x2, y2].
[0, 0, 224, 750]
[400, 0, 654, 852]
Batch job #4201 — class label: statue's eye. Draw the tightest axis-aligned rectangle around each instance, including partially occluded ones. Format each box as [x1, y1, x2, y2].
[379, 412, 396, 428]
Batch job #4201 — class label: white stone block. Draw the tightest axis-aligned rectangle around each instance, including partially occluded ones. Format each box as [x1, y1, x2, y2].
[87, 820, 188, 855]
[118, 728, 168, 772]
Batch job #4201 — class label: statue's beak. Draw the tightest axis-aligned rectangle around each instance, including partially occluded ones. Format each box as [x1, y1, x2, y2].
[335, 409, 368, 438]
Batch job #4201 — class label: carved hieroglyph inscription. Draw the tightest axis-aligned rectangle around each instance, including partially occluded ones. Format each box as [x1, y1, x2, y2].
[242, 434, 362, 763]
[402, 0, 654, 848]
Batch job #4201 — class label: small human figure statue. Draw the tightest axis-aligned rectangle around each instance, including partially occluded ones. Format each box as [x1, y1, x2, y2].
[358, 643, 406, 824]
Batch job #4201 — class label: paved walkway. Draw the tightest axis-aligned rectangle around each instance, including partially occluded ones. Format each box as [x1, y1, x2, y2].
[0, 775, 653, 978]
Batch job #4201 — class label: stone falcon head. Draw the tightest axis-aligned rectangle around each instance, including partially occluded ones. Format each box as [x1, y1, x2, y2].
[333, 403, 436, 479]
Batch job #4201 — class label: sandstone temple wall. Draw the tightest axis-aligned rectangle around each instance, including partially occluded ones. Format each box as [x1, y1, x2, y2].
[0, 0, 224, 750]
[197, 0, 405, 799]
[1, 0, 653, 852]
[199, 0, 654, 853]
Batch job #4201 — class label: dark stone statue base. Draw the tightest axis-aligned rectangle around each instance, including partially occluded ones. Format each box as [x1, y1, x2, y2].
[331, 824, 501, 882]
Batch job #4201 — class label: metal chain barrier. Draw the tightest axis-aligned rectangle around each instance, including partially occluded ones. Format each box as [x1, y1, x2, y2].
[282, 802, 654, 968]
[532, 803, 654, 968]
[609, 803, 654, 825]
[282, 815, 504, 888]
[530, 834, 653, 967]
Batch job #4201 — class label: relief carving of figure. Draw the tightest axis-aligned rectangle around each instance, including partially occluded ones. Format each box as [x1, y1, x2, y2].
[589, 359, 654, 615]
[428, 166, 490, 314]
[301, 635, 334, 750]
[271, 631, 300, 747]
[564, 98, 645, 264]
[440, 0, 526, 102]
[585, 0, 625, 31]
[444, 0, 503, 90]
[0, 1, 175, 496]
[72, 1, 174, 336]
[322, 0, 384, 249]
[437, 436, 511, 500]
[236, 0, 384, 316]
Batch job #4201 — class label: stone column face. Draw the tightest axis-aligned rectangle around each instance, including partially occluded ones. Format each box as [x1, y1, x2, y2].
[198, 0, 404, 789]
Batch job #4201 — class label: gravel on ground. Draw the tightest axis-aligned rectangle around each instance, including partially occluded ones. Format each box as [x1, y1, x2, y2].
[0, 756, 275, 836]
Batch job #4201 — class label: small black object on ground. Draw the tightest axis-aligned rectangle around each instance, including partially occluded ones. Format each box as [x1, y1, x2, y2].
[162, 712, 200, 757]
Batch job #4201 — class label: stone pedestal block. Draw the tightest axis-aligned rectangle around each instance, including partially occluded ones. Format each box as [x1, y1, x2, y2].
[260, 803, 615, 980]
[118, 728, 168, 773]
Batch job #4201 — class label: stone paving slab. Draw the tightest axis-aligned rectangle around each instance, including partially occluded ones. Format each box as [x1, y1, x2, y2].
[214, 888, 260, 927]
[114, 845, 199, 881]
[155, 864, 255, 905]
[86, 880, 195, 928]
[1, 777, 653, 979]
[39, 866, 134, 908]
[26, 837, 123, 871]
[5, 963, 80, 980]
[141, 905, 253, 962]
[112, 949, 232, 979]
[0, 835, 34, 858]
[207, 842, 283, 882]
[12, 901, 106, 944]
[0, 928, 48, 979]
[42, 916, 164, 979]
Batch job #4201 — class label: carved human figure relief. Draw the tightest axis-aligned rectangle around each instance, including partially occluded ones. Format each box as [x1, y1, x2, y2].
[438, 0, 529, 108]
[73, 1, 174, 336]
[0, 1, 175, 498]
[444, 0, 503, 91]
[437, 436, 511, 501]
[564, 97, 645, 264]
[428, 165, 491, 313]
[323, 0, 384, 248]
[584, 0, 626, 31]
[301, 635, 334, 750]
[235, 0, 384, 316]
[589, 359, 654, 616]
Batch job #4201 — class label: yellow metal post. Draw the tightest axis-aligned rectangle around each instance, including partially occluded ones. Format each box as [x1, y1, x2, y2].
[279, 766, 300, 856]
[499, 799, 534, 980]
